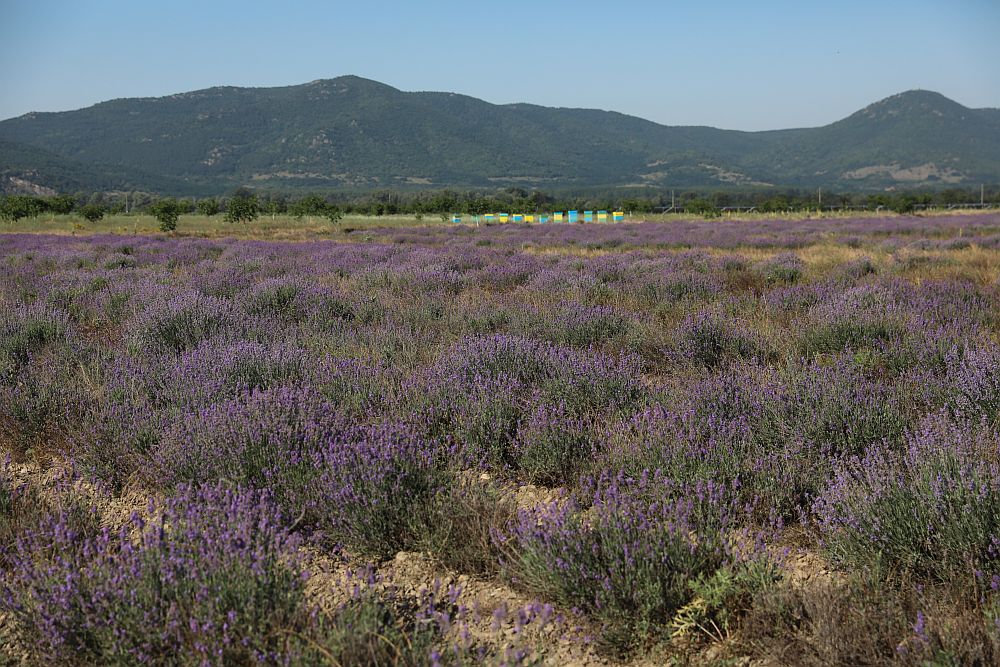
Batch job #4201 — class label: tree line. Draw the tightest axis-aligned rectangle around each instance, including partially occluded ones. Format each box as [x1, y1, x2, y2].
[0, 189, 343, 231]
[2, 185, 998, 228]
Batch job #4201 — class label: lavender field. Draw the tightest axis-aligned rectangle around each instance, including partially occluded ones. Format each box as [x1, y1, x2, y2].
[3, 213, 1000, 665]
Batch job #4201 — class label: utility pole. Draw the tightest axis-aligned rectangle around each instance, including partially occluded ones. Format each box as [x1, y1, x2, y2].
[982, 184, 985, 208]
[818, 187, 822, 208]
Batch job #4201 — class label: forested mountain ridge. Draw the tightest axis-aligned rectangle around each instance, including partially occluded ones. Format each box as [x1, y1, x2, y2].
[1, 77, 996, 195]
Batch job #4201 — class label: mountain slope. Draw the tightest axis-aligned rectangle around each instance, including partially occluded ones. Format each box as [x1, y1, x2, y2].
[0, 138, 197, 195]
[741, 90, 1000, 186]
[0, 77, 997, 194]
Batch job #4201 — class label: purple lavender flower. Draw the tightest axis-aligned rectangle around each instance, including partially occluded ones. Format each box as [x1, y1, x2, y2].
[1, 484, 307, 664]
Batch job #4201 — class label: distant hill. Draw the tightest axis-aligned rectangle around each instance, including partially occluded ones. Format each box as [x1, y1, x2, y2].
[741, 91, 1000, 187]
[0, 77, 997, 195]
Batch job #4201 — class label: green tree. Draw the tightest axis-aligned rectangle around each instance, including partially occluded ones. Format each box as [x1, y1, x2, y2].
[78, 204, 106, 223]
[289, 194, 328, 219]
[46, 195, 76, 215]
[465, 198, 491, 215]
[685, 198, 720, 218]
[889, 195, 916, 214]
[225, 190, 259, 225]
[428, 191, 458, 213]
[0, 195, 44, 222]
[0, 197, 20, 223]
[262, 196, 287, 220]
[196, 198, 220, 216]
[290, 195, 342, 223]
[149, 198, 183, 232]
[323, 205, 343, 223]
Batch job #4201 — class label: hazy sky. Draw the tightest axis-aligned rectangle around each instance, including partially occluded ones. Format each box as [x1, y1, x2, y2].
[1, 0, 998, 130]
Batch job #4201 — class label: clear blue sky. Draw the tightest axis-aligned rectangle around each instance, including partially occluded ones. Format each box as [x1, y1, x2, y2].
[1, 0, 998, 130]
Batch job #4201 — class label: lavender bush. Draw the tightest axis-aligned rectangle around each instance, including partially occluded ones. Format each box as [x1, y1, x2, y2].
[0, 302, 70, 383]
[413, 335, 643, 472]
[515, 399, 597, 485]
[673, 306, 774, 368]
[128, 291, 240, 354]
[0, 356, 81, 459]
[815, 411, 1000, 581]
[946, 343, 1000, 425]
[315, 424, 449, 558]
[151, 386, 346, 517]
[2, 484, 308, 665]
[501, 471, 778, 653]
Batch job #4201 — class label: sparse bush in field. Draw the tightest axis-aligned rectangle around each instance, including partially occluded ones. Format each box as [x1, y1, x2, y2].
[741, 568, 1000, 666]
[410, 477, 517, 576]
[240, 277, 356, 327]
[162, 338, 311, 408]
[539, 302, 635, 348]
[242, 276, 314, 321]
[410, 341, 531, 468]
[798, 284, 908, 357]
[72, 339, 317, 491]
[607, 364, 820, 520]
[313, 357, 399, 419]
[787, 355, 915, 459]
[415, 336, 643, 473]
[433, 335, 552, 389]
[800, 317, 906, 358]
[607, 357, 919, 520]
[616, 405, 798, 513]
[640, 270, 721, 305]
[70, 396, 169, 491]
[0, 364, 79, 459]
[0, 311, 81, 458]
[815, 412, 1000, 581]
[189, 263, 258, 299]
[670, 559, 781, 645]
[457, 299, 514, 334]
[446, 376, 527, 469]
[839, 255, 878, 280]
[0, 459, 14, 533]
[0, 461, 101, 567]
[1, 485, 308, 665]
[103, 252, 137, 269]
[307, 583, 443, 666]
[307, 571, 549, 666]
